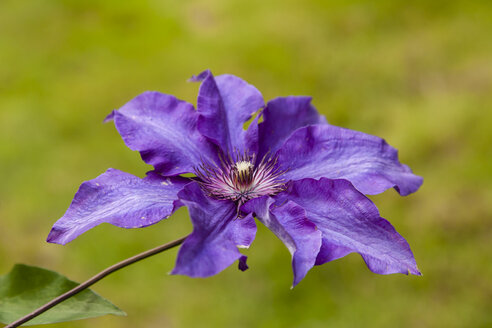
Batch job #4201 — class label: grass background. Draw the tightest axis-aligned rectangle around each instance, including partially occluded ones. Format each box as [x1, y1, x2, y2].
[1, 0, 491, 327]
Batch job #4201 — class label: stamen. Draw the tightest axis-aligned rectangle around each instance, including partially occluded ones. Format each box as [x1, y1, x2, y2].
[195, 151, 286, 209]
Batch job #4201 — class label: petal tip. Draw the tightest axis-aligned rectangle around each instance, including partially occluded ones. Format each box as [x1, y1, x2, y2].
[290, 278, 302, 289]
[189, 69, 212, 82]
[396, 174, 424, 196]
[103, 111, 115, 123]
[238, 256, 249, 272]
[291, 274, 305, 289]
[46, 227, 68, 245]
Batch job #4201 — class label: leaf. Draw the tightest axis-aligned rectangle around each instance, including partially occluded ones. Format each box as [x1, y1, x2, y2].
[0, 264, 126, 326]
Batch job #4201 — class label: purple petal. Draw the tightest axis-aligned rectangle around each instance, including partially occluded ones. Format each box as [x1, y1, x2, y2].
[277, 124, 423, 195]
[107, 91, 217, 176]
[257, 96, 326, 159]
[171, 183, 256, 277]
[194, 70, 264, 154]
[47, 169, 189, 245]
[242, 197, 322, 287]
[275, 178, 421, 275]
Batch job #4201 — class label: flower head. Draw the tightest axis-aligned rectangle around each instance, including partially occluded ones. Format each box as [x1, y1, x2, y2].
[47, 70, 423, 286]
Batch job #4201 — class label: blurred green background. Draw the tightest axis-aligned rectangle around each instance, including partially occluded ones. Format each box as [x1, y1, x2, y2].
[1, 0, 491, 327]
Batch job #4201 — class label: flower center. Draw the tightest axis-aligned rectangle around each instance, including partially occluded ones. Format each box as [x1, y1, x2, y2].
[195, 152, 285, 207]
[233, 161, 254, 186]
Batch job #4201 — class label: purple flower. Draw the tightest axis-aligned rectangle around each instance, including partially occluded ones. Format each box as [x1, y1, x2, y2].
[48, 70, 423, 286]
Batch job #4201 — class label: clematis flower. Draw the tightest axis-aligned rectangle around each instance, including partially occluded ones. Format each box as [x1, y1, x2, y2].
[47, 70, 423, 286]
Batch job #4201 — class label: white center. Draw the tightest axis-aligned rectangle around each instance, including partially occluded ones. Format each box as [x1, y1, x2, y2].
[235, 161, 253, 174]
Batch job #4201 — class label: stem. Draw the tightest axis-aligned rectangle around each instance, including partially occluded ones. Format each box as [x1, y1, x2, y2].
[6, 235, 188, 328]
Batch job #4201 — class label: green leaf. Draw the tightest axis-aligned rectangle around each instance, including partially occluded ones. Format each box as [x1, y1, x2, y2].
[0, 264, 126, 326]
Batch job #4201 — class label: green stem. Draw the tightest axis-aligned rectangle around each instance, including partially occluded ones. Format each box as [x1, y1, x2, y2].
[6, 235, 188, 328]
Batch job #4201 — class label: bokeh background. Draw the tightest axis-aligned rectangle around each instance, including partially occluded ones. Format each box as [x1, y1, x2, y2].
[1, 0, 491, 327]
